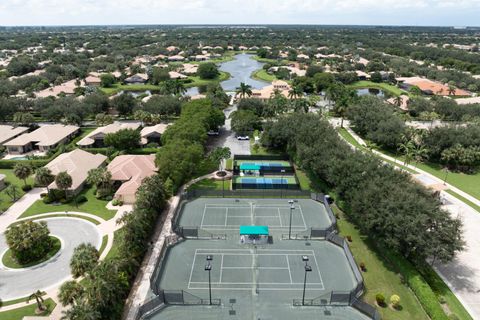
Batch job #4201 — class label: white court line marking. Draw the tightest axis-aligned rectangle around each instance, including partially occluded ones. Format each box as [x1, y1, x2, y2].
[200, 205, 207, 228]
[278, 208, 283, 227]
[188, 248, 199, 288]
[190, 282, 323, 285]
[224, 208, 228, 226]
[188, 287, 324, 291]
[221, 267, 289, 270]
[219, 254, 224, 282]
[298, 205, 307, 230]
[312, 252, 324, 289]
[285, 254, 293, 284]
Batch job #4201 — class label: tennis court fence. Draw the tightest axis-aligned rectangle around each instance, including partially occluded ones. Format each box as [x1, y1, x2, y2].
[183, 189, 312, 199]
[176, 226, 227, 239]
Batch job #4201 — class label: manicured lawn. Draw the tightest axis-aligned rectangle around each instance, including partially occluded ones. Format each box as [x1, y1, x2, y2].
[348, 81, 407, 97]
[105, 229, 121, 261]
[0, 169, 34, 212]
[20, 186, 116, 220]
[99, 235, 108, 255]
[446, 190, 480, 213]
[187, 179, 226, 191]
[2, 236, 61, 269]
[338, 127, 363, 149]
[251, 69, 276, 82]
[334, 206, 430, 320]
[185, 71, 230, 88]
[294, 167, 312, 191]
[379, 148, 480, 201]
[0, 298, 56, 319]
[0, 296, 30, 307]
[337, 128, 417, 174]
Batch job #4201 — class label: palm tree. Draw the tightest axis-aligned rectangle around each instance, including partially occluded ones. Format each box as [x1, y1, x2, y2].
[447, 85, 456, 96]
[58, 280, 84, 306]
[413, 144, 429, 169]
[235, 82, 252, 98]
[61, 302, 100, 320]
[398, 140, 415, 167]
[172, 79, 186, 95]
[35, 167, 55, 195]
[28, 290, 46, 312]
[394, 95, 403, 108]
[86, 168, 112, 197]
[13, 163, 32, 187]
[55, 171, 73, 200]
[70, 243, 99, 278]
[288, 85, 303, 99]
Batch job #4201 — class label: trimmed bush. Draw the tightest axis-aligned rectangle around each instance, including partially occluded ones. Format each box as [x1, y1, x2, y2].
[22, 184, 33, 192]
[390, 294, 401, 308]
[375, 293, 386, 306]
[76, 195, 88, 203]
[359, 262, 367, 272]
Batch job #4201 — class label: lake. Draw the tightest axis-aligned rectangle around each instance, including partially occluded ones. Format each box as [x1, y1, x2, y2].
[356, 88, 386, 98]
[219, 53, 270, 91]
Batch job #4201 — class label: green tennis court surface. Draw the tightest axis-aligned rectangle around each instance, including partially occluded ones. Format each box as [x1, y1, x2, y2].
[149, 239, 368, 320]
[177, 198, 332, 233]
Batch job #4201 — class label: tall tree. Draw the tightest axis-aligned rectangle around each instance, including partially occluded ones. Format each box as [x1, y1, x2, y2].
[13, 162, 32, 187]
[55, 171, 73, 199]
[70, 243, 99, 278]
[235, 82, 252, 98]
[35, 167, 55, 195]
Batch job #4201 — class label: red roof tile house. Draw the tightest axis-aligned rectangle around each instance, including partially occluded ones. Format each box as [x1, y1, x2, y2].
[107, 155, 157, 204]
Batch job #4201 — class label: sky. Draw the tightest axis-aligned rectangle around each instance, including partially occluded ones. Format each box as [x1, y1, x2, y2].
[0, 0, 480, 27]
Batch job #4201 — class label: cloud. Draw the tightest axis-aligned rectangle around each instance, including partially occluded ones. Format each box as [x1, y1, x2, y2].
[0, 0, 478, 26]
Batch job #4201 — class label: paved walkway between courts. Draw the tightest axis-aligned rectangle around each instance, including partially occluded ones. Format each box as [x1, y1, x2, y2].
[333, 120, 480, 319]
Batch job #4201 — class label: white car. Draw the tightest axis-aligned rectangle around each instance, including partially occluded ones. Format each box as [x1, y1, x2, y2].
[207, 130, 219, 136]
[236, 136, 250, 141]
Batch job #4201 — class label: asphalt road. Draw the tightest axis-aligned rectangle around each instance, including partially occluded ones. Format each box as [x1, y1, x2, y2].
[0, 217, 101, 300]
[208, 104, 251, 155]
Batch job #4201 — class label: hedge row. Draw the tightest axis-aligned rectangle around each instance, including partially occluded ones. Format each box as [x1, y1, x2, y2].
[0, 159, 50, 169]
[385, 251, 449, 320]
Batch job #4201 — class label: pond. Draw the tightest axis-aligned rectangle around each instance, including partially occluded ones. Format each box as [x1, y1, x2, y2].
[356, 88, 386, 98]
[219, 53, 270, 91]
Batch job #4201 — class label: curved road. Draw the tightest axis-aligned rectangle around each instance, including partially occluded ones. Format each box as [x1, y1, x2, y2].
[0, 217, 101, 300]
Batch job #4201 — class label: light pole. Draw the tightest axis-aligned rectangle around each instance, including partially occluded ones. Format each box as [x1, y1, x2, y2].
[302, 264, 312, 306]
[288, 200, 295, 240]
[302, 255, 309, 266]
[443, 168, 449, 186]
[205, 255, 213, 305]
[280, 169, 286, 199]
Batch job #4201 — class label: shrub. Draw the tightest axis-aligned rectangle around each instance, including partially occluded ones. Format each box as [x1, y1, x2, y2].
[22, 184, 33, 192]
[346, 235, 352, 242]
[438, 296, 447, 304]
[375, 293, 386, 306]
[60, 198, 70, 204]
[42, 196, 54, 204]
[111, 199, 120, 206]
[76, 195, 88, 203]
[390, 294, 401, 308]
[359, 262, 367, 272]
[105, 195, 113, 201]
[40, 193, 48, 198]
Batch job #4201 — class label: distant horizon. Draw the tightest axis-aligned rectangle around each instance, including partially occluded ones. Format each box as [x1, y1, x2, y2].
[0, 23, 477, 29]
[0, 0, 479, 28]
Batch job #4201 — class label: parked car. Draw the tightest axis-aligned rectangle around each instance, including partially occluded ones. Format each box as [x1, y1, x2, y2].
[236, 135, 250, 140]
[207, 130, 220, 136]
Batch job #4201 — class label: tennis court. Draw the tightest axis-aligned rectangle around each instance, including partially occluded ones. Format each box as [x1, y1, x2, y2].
[188, 248, 324, 290]
[157, 239, 358, 298]
[177, 198, 333, 233]
[235, 159, 292, 168]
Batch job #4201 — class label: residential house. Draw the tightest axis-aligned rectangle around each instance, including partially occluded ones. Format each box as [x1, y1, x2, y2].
[45, 149, 107, 195]
[140, 124, 170, 145]
[0, 125, 29, 145]
[168, 55, 185, 62]
[85, 75, 102, 86]
[168, 71, 188, 79]
[4, 124, 79, 155]
[77, 122, 141, 148]
[107, 155, 157, 203]
[124, 73, 148, 85]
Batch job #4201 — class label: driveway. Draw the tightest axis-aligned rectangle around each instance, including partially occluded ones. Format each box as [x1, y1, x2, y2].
[208, 104, 250, 155]
[0, 217, 101, 300]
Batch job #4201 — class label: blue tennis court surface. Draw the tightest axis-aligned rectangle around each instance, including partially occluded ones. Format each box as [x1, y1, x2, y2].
[242, 162, 285, 167]
[241, 178, 288, 184]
